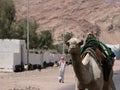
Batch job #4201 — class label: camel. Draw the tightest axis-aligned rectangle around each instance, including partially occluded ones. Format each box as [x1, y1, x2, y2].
[66, 37, 116, 90]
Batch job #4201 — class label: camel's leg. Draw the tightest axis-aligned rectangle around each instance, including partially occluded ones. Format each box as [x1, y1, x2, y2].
[75, 77, 78, 90]
[75, 77, 85, 90]
[109, 70, 116, 90]
[110, 79, 116, 90]
[103, 81, 109, 90]
[103, 80, 116, 90]
[88, 83, 103, 90]
[103, 69, 116, 90]
[75, 78, 81, 90]
[108, 70, 116, 90]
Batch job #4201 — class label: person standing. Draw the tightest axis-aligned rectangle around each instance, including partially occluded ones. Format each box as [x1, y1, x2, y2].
[58, 57, 66, 83]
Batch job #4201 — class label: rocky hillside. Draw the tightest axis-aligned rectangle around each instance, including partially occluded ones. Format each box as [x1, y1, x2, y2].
[13, 0, 120, 44]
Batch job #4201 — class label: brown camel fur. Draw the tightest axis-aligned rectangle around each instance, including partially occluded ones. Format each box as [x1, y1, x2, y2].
[66, 38, 116, 90]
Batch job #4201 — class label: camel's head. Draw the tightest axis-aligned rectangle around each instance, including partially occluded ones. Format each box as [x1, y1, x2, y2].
[66, 38, 83, 54]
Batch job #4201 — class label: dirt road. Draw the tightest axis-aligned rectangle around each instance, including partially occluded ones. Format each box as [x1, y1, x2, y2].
[0, 60, 119, 90]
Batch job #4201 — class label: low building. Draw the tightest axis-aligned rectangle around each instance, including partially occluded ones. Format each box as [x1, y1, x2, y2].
[0, 39, 27, 72]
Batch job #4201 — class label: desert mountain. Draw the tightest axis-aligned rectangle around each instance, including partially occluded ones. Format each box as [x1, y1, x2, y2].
[13, 0, 120, 44]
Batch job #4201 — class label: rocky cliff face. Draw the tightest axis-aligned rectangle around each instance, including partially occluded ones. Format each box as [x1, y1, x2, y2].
[13, 0, 120, 44]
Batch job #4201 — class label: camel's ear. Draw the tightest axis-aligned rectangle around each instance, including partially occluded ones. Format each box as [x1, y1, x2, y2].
[78, 40, 84, 46]
[65, 41, 70, 47]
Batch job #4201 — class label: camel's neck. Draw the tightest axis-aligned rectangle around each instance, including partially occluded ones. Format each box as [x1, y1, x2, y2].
[71, 54, 91, 84]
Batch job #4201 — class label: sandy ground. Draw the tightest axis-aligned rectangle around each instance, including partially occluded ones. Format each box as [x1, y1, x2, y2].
[0, 60, 119, 90]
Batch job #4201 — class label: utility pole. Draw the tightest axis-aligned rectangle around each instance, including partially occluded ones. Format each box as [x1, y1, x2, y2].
[62, 17, 65, 54]
[27, 0, 29, 65]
